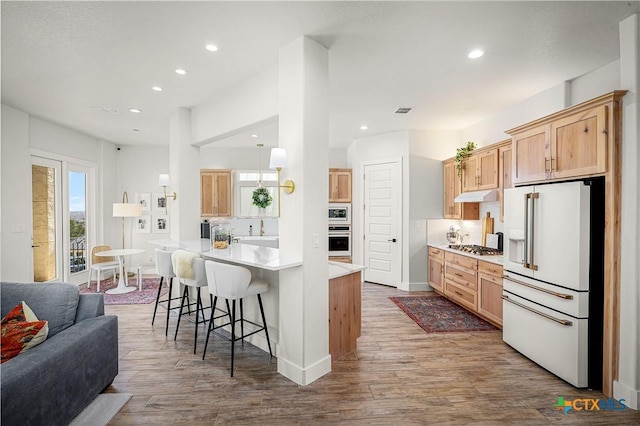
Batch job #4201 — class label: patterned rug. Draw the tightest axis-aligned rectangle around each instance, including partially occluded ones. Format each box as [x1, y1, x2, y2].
[80, 276, 167, 305]
[390, 295, 498, 333]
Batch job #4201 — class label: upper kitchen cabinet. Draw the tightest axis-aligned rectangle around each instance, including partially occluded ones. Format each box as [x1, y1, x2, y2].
[508, 91, 627, 185]
[201, 169, 233, 217]
[461, 149, 499, 192]
[443, 159, 479, 220]
[329, 168, 352, 203]
[499, 143, 513, 222]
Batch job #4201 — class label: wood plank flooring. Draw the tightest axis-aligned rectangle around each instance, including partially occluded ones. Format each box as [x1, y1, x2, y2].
[105, 282, 640, 425]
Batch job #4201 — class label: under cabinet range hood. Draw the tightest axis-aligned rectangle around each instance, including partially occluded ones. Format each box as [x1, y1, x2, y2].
[454, 190, 498, 203]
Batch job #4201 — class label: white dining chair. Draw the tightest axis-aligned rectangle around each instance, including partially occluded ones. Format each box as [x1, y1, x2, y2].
[89, 245, 118, 292]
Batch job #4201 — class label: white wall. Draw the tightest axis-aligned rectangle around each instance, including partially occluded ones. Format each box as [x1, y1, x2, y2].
[572, 60, 621, 105]
[1, 105, 31, 282]
[115, 145, 170, 268]
[190, 66, 278, 145]
[0, 105, 119, 283]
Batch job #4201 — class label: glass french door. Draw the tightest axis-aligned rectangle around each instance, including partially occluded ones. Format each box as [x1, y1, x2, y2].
[31, 156, 94, 284]
[31, 157, 63, 282]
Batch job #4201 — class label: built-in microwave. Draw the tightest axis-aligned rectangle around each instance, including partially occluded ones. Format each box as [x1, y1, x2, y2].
[328, 203, 351, 224]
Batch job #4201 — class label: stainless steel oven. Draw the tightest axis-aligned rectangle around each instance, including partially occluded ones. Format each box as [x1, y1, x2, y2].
[328, 225, 351, 257]
[328, 203, 351, 224]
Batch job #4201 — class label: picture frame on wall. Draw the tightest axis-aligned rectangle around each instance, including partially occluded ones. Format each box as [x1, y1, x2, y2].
[153, 193, 167, 212]
[153, 214, 169, 233]
[135, 192, 151, 213]
[135, 215, 151, 234]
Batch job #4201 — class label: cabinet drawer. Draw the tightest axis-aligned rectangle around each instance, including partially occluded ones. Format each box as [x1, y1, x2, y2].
[445, 279, 477, 311]
[478, 260, 503, 277]
[445, 263, 477, 290]
[445, 251, 478, 271]
[428, 247, 444, 260]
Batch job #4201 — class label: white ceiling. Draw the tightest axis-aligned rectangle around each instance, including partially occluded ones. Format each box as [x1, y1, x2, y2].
[2, 1, 639, 149]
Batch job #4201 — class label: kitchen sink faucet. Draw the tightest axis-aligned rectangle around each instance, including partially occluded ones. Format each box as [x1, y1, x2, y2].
[260, 219, 264, 236]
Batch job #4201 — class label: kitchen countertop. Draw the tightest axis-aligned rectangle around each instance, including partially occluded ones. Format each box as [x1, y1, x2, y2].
[329, 261, 366, 280]
[427, 243, 504, 266]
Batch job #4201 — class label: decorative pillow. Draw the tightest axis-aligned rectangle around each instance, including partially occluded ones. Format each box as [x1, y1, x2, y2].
[1, 301, 49, 363]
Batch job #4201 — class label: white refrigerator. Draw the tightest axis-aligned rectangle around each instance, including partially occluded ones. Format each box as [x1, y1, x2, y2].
[502, 180, 603, 388]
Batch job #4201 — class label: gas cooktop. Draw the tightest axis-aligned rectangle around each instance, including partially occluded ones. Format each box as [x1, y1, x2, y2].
[448, 244, 503, 256]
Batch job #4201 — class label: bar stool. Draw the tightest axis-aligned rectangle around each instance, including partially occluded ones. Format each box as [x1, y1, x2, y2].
[203, 260, 272, 377]
[152, 248, 180, 336]
[171, 251, 208, 354]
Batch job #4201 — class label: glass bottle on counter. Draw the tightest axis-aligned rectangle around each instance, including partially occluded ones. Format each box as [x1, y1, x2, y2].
[213, 222, 230, 249]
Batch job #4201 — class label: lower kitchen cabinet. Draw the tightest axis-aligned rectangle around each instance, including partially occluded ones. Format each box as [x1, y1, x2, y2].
[430, 247, 503, 328]
[428, 247, 444, 292]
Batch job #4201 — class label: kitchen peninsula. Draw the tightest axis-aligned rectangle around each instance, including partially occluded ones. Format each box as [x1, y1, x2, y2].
[150, 239, 365, 377]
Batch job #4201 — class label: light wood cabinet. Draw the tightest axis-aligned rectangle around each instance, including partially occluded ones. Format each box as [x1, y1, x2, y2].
[509, 101, 610, 185]
[443, 160, 479, 220]
[329, 168, 352, 202]
[428, 247, 444, 293]
[478, 261, 504, 327]
[444, 251, 478, 311]
[499, 144, 512, 222]
[200, 169, 233, 217]
[461, 149, 499, 192]
[330, 256, 352, 264]
[329, 270, 362, 361]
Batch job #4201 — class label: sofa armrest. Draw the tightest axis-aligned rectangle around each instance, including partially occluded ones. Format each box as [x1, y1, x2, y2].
[1, 315, 118, 426]
[75, 293, 105, 322]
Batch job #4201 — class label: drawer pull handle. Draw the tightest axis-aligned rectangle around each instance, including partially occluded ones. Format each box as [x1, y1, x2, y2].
[454, 272, 464, 278]
[502, 274, 573, 300]
[502, 295, 572, 326]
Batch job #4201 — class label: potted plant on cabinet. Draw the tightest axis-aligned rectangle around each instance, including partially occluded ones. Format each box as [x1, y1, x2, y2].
[455, 141, 477, 177]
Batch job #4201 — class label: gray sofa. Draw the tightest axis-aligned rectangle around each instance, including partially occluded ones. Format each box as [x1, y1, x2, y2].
[1, 282, 119, 426]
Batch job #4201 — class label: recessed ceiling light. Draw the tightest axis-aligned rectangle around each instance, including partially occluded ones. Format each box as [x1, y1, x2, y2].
[468, 49, 484, 59]
[360, 125, 369, 130]
[206, 44, 219, 52]
[250, 134, 259, 138]
[129, 108, 142, 113]
[175, 68, 187, 75]
[152, 86, 163, 92]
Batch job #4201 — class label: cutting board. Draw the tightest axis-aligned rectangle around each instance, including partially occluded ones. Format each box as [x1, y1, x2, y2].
[481, 212, 494, 246]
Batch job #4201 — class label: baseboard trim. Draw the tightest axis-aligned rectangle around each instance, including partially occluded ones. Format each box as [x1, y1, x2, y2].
[614, 380, 640, 410]
[398, 281, 430, 292]
[277, 354, 332, 386]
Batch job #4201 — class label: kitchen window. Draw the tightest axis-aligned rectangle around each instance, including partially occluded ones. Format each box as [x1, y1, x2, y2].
[235, 171, 279, 218]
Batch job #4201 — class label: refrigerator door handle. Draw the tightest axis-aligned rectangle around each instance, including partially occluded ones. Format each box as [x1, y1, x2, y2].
[529, 192, 539, 271]
[523, 193, 529, 267]
[502, 295, 573, 326]
[502, 274, 573, 299]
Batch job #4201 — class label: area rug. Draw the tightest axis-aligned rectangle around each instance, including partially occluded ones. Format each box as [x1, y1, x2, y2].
[69, 393, 132, 426]
[390, 295, 498, 333]
[80, 276, 167, 305]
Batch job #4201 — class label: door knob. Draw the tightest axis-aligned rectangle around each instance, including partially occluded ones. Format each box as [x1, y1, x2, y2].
[388, 238, 397, 243]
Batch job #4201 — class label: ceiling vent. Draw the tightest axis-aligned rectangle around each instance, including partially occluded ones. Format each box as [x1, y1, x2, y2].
[394, 107, 413, 114]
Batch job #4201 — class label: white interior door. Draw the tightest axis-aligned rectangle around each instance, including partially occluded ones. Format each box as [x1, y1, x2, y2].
[363, 160, 401, 286]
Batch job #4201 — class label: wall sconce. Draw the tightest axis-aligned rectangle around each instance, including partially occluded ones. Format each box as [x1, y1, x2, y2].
[269, 148, 296, 217]
[112, 191, 142, 249]
[158, 173, 177, 214]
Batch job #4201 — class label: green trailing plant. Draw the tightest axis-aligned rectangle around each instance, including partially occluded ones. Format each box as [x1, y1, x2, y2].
[455, 141, 477, 176]
[252, 187, 273, 209]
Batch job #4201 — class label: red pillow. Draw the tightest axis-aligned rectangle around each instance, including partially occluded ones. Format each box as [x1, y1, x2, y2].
[1, 301, 49, 363]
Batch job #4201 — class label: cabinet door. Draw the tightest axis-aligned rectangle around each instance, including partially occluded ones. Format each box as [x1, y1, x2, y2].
[477, 149, 499, 190]
[200, 172, 216, 216]
[461, 155, 479, 192]
[214, 171, 233, 217]
[550, 105, 607, 179]
[499, 146, 512, 222]
[478, 272, 503, 326]
[329, 169, 352, 202]
[428, 256, 444, 292]
[443, 161, 461, 218]
[512, 124, 550, 184]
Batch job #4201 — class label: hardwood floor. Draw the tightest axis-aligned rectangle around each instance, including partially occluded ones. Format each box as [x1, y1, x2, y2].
[106, 282, 640, 425]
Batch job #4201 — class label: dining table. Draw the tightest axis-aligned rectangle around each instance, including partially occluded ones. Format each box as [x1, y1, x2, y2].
[95, 248, 145, 294]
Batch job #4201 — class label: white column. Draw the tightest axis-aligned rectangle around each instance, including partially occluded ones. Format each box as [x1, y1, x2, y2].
[169, 108, 200, 242]
[615, 13, 640, 410]
[276, 36, 330, 385]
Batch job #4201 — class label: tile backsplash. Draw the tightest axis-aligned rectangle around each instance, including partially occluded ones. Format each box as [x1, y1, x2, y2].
[427, 201, 502, 246]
